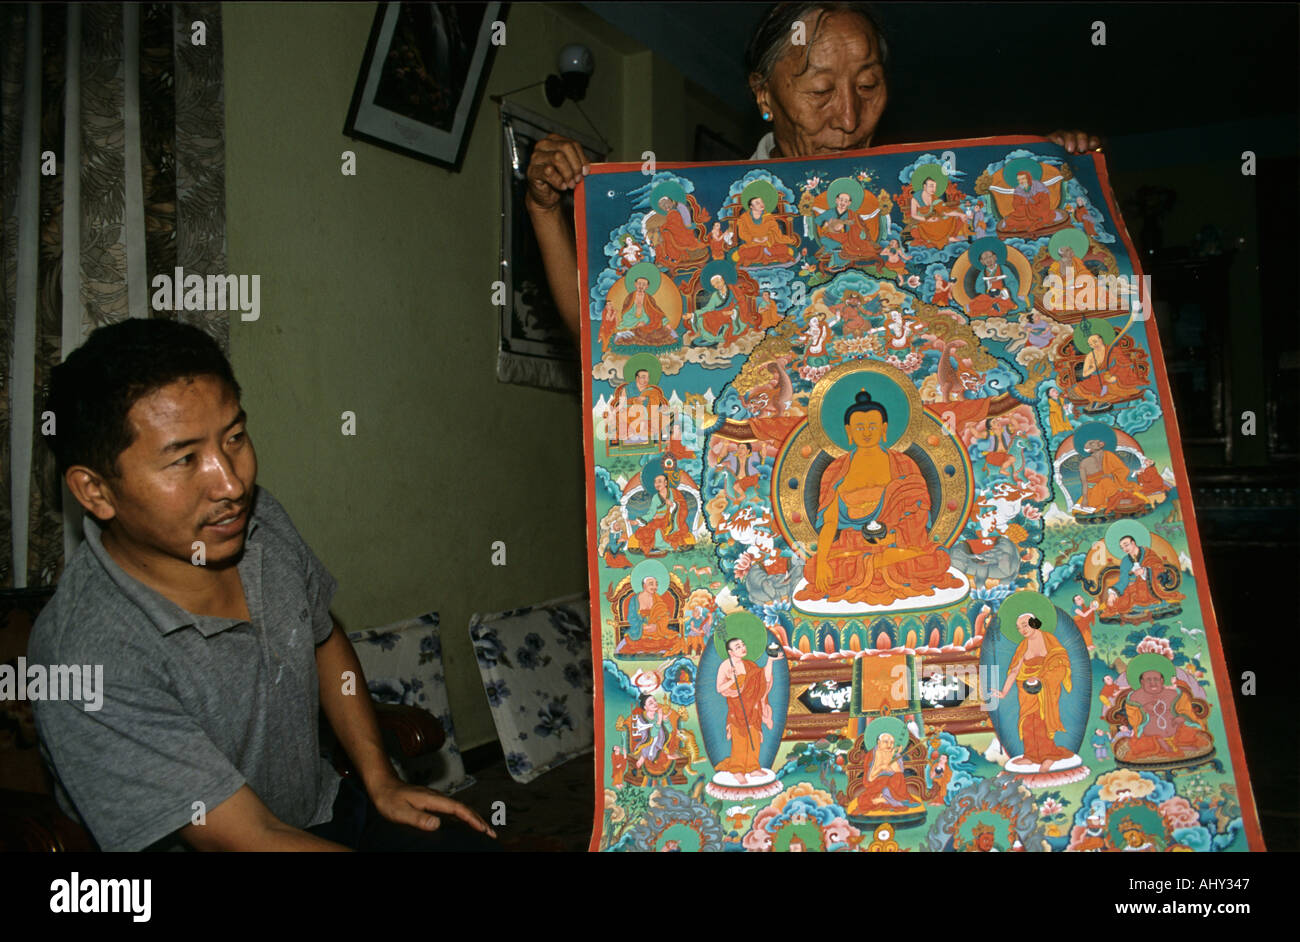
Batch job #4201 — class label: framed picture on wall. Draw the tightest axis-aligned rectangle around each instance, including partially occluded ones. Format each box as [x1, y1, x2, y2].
[498, 101, 605, 392]
[344, 2, 507, 171]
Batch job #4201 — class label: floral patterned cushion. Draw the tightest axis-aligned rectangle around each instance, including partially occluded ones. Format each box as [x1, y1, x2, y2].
[348, 613, 474, 794]
[470, 593, 594, 784]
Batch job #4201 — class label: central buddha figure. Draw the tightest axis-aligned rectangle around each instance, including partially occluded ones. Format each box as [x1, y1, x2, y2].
[796, 390, 963, 606]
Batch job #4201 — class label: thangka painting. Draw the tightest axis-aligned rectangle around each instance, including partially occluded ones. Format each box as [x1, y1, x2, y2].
[577, 136, 1264, 853]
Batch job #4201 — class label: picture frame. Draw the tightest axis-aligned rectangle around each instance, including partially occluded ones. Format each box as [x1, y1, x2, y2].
[344, 2, 507, 172]
[498, 100, 606, 391]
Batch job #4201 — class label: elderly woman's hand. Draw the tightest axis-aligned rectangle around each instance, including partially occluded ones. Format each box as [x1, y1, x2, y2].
[525, 133, 589, 213]
[1047, 129, 1103, 154]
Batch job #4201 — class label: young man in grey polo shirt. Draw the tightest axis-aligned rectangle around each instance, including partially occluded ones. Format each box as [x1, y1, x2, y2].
[30, 318, 497, 851]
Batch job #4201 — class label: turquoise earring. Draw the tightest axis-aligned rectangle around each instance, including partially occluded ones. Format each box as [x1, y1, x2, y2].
[762, 111, 772, 121]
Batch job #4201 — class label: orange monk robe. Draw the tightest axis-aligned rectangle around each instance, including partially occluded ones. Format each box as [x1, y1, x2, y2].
[1013, 634, 1074, 763]
[795, 450, 961, 607]
[1134, 464, 1169, 498]
[1050, 259, 1098, 309]
[1048, 398, 1071, 436]
[735, 212, 798, 265]
[716, 659, 770, 774]
[1122, 688, 1208, 759]
[1082, 450, 1147, 510]
[910, 199, 970, 248]
[1003, 184, 1057, 233]
[1106, 547, 1185, 615]
[620, 592, 682, 655]
[609, 383, 670, 441]
[632, 485, 695, 551]
[659, 210, 708, 264]
[1074, 347, 1144, 402]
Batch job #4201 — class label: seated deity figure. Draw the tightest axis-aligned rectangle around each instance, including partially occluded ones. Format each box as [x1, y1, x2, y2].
[1072, 425, 1160, 514]
[1116, 654, 1212, 762]
[795, 390, 962, 607]
[654, 195, 709, 266]
[908, 173, 970, 248]
[628, 694, 680, 771]
[815, 182, 885, 271]
[1047, 238, 1099, 312]
[1067, 330, 1145, 407]
[967, 248, 1022, 317]
[630, 472, 696, 555]
[608, 360, 670, 445]
[612, 272, 680, 353]
[1104, 530, 1185, 618]
[999, 166, 1065, 235]
[846, 717, 923, 815]
[736, 194, 799, 266]
[616, 569, 682, 656]
[693, 272, 745, 347]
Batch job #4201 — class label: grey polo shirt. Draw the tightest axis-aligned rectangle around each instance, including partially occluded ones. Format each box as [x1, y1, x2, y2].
[29, 486, 342, 851]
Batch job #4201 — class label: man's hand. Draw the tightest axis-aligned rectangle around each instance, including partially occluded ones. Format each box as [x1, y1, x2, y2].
[367, 775, 497, 839]
[525, 133, 589, 213]
[1047, 129, 1102, 154]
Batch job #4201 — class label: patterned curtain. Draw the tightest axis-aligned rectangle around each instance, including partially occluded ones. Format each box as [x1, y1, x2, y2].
[0, 2, 227, 589]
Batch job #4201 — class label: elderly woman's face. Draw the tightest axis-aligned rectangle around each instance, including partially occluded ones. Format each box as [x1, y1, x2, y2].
[753, 11, 887, 158]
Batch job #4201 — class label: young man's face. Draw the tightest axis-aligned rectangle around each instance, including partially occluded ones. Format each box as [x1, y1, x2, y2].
[95, 374, 256, 568]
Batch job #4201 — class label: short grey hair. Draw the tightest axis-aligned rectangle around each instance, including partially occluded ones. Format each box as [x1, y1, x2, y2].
[745, 2, 889, 87]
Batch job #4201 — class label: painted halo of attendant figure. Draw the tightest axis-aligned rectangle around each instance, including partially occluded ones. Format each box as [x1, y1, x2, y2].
[988, 590, 1082, 776]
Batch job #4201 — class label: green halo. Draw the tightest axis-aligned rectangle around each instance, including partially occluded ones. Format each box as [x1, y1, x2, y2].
[1072, 421, 1117, 456]
[1004, 157, 1043, 185]
[998, 590, 1058, 641]
[827, 176, 865, 210]
[623, 261, 663, 294]
[713, 610, 769, 660]
[629, 558, 670, 593]
[1125, 652, 1176, 690]
[701, 259, 738, 287]
[639, 458, 673, 494]
[910, 163, 948, 196]
[966, 236, 1007, 268]
[820, 371, 911, 451]
[1072, 316, 1117, 353]
[1049, 227, 1090, 260]
[1104, 519, 1151, 559]
[650, 181, 688, 215]
[862, 715, 908, 750]
[740, 179, 781, 214]
[622, 352, 663, 386]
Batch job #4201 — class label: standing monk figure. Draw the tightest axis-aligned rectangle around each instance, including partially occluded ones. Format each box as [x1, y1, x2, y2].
[715, 638, 777, 783]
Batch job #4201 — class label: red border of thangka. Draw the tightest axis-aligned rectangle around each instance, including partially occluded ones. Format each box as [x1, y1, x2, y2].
[577, 134, 1265, 852]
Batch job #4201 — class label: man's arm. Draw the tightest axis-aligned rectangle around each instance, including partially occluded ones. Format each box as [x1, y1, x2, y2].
[315, 621, 496, 838]
[179, 786, 350, 851]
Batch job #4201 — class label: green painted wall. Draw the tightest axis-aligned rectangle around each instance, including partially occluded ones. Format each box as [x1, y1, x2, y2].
[222, 2, 747, 750]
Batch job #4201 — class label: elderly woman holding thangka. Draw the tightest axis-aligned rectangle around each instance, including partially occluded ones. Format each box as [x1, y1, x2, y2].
[525, 2, 1101, 343]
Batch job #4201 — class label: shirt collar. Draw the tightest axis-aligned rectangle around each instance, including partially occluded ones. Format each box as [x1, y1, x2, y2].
[82, 505, 261, 637]
[751, 132, 776, 160]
